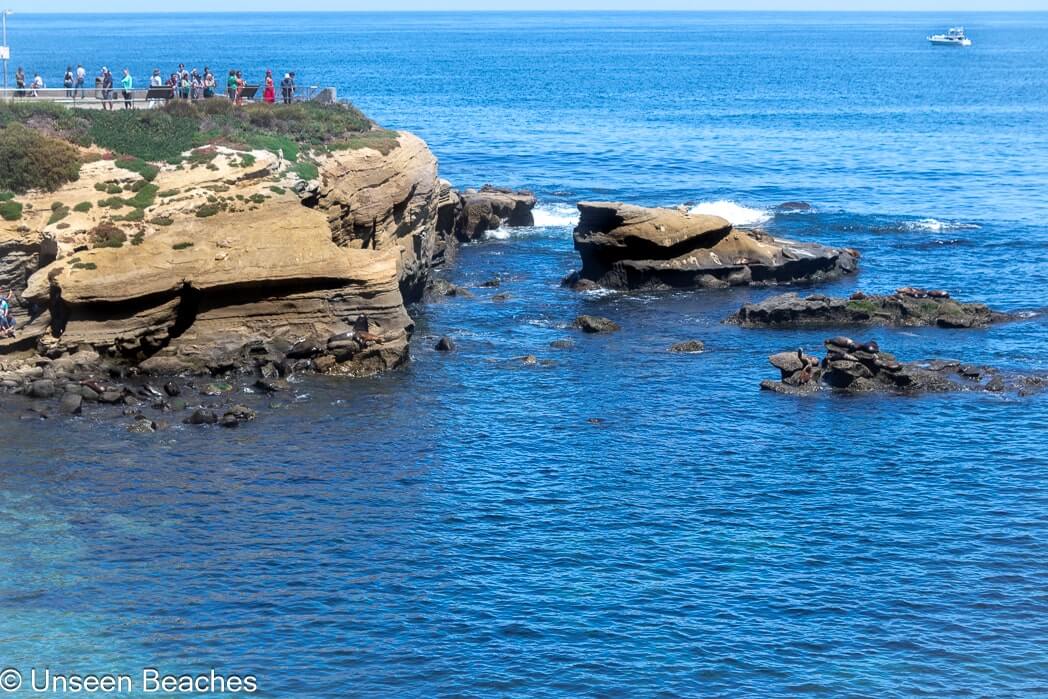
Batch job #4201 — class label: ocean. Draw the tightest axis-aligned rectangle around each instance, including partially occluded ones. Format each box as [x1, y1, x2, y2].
[2, 12, 1047, 697]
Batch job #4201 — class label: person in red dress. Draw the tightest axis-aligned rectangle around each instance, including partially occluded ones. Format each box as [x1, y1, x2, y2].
[263, 69, 276, 104]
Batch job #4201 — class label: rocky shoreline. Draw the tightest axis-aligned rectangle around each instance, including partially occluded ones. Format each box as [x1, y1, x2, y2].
[1, 102, 1040, 430]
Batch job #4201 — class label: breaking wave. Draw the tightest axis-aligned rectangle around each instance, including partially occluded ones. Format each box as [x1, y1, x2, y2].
[531, 203, 580, 228]
[904, 218, 981, 233]
[688, 200, 772, 227]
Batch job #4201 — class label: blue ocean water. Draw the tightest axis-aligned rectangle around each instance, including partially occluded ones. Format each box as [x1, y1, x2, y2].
[2, 12, 1048, 698]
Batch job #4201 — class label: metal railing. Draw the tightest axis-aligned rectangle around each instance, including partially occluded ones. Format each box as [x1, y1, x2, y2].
[0, 84, 328, 108]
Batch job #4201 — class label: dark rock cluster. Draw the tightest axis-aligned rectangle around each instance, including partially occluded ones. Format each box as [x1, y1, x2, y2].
[761, 336, 1046, 396]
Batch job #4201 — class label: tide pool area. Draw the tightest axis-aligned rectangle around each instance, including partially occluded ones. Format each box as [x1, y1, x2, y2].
[1, 11, 1047, 698]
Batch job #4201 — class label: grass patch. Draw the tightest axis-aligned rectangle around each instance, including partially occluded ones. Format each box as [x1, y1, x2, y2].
[48, 203, 70, 225]
[292, 161, 319, 181]
[195, 203, 221, 218]
[157, 189, 179, 198]
[115, 157, 160, 182]
[150, 216, 174, 226]
[73, 201, 93, 212]
[0, 200, 23, 221]
[131, 231, 145, 246]
[72, 261, 97, 270]
[326, 130, 401, 155]
[172, 241, 194, 250]
[124, 183, 159, 209]
[248, 193, 267, 204]
[0, 191, 13, 201]
[269, 185, 286, 195]
[238, 153, 257, 168]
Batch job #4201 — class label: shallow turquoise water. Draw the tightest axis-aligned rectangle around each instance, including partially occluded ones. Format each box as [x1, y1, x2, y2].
[1, 12, 1047, 698]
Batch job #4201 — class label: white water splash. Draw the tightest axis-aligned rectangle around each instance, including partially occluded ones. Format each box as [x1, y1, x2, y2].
[532, 203, 580, 228]
[688, 200, 772, 227]
[904, 218, 981, 233]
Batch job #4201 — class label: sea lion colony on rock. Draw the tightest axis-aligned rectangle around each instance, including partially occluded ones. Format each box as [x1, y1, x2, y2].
[761, 337, 1046, 397]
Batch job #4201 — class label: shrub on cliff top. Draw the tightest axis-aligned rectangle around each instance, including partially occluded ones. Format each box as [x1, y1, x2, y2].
[90, 223, 127, 248]
[0, 200, 22, 221]
[0, 123, 83, 193]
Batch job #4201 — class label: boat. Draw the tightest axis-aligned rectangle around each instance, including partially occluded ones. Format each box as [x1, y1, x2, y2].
[928, 27, 972, 46]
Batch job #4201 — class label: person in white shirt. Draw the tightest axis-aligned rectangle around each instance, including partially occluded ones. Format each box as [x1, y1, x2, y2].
[75, 64, 86, 99]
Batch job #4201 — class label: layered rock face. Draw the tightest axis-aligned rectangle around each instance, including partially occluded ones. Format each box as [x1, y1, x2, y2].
[0, 130, 451, 378]
[306, 133, 442, 303]
[568, 202, 858, 291]
[23, 203, 410, 375]
[731, 290, 1010, 328]
[761, 337, 1046, 396]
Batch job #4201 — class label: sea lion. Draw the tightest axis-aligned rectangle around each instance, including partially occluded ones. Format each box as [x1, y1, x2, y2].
[849, 291, 866, 300]
[927, 289, 950, 299]
[859, 340, 879, 353]
[826, 336, 859, 351]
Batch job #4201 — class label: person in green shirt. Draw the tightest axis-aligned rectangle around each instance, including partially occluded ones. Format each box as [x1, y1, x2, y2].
[120, 68, 134, 109]
[227, 69, 237, 101]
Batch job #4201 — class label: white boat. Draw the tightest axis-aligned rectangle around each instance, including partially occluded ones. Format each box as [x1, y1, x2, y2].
[928, 27, 972, 46]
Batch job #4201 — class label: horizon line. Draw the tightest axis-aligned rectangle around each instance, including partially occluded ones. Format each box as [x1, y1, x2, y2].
[7, 9, 1048, 14]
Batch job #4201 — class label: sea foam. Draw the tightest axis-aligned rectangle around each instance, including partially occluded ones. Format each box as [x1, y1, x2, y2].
[904, 218, 981, 233]
[531, 203, 580, 228]
[688, 200, 772, 227]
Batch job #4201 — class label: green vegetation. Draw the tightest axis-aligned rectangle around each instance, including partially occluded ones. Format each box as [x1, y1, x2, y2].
[845, 299, 880, 315]
[115, 157, 160, 182]
[172, 241, 194, 250]
[91, 224, 127, 248]
[151, 216, 174, 226]
[48, 203, 70, 225]
[292, 161, 319, 181]
[0, 191, 13, 201]
[131, 231, 145, 246]
[248, 193, 267, 204]
[114, 208, 145, 222]
[72, 261, 97, 270]
[0, 200, 23, 221]
[269, 185, 286, 195]
[195, 203, 221, 218]
[73, 201, 93, 213]
[238, 153, 257, 168]
[157, 189, 179, 198]
[0, 123, 82, 193]
[0, 100, 375, 172]
[124, 183, 159, 209]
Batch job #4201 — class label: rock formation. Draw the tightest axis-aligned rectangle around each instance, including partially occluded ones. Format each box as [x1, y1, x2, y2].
[730, 289, 1011, 328]
[452, 185, 537, 241]
[566, 202, 857, 291]
[761, 337, 1046, 396]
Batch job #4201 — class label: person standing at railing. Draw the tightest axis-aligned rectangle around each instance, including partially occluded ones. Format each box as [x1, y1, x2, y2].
[30, 73, 43, 97]
[148, 68, 162, 107]
[226, 69, 237, 101]
[263, 69, 275, 104]
[101, 67, 114, 111]
[64, 66, 74, 98]
[203, 68, 215, 99]
[280, 72, 293, 104]
[14, 67, 25, 97]
[234, 70, 245, 106]
[121, 68, 133, 109]
[75, 64, 86, 99]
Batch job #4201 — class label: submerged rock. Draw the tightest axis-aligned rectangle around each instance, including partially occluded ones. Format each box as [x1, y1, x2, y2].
[434, 336, 455, 352]
[574, 315, 620, 333]
[760, 337, 1045, 396]
[568, 201, 857, 291]
[668, 340, 705, 353]
[730, 290, 1012, 328]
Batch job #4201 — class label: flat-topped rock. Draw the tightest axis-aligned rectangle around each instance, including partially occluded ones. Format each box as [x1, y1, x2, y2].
[730, 290, 1012, 328]
[567, 201, 858, 291]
